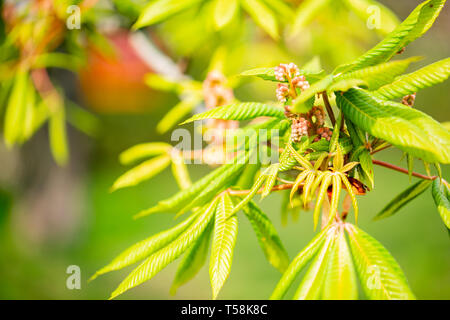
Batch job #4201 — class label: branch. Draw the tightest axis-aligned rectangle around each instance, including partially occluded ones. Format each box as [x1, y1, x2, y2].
[321, 91, 336, 127]
[372, 159, 437, 180]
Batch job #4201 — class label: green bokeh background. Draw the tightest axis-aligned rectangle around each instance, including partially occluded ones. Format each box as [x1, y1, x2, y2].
[0, 0, 449, 299]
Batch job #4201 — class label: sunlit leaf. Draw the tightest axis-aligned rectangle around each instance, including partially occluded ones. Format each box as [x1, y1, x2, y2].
[243, 201, 289, 272]
[91, 212, 199, 281]
[119, 143, 172, 165]
[374, 180, 432, 220]
[431, 179, 450, 229]
[346, 224, 415, 300]
[112, 154, 171, 191]
[241, 0, 279, 40]
[210, 193, 238, 299]
[270, 226, 333, 299]
[323, 229, 358, 300]
[109, 199, 218, 299]
[181, 102, 284, 124]
[170, 220, 213, 294]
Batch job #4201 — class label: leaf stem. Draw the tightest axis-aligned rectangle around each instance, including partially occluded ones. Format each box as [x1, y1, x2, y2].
[321, 91, 336, 126]
[372, 159, 437, 181]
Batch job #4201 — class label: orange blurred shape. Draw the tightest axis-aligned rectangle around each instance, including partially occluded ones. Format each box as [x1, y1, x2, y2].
[79, 31, 163, 113]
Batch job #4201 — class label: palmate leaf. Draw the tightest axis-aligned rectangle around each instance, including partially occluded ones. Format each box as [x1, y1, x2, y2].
[210, 193, 238, 299]
[133, 0, 202, 29]
[243, 201, 289, 273]
[431, 179, 450, 229]
[180, 102, 284, 125]
[109, 199, 218, 299]
[90, 212, 199, 281]
[178, 150, 252, 216]
[293, 232, 335, 300]
[170, 220, 214, 294]
[270, 226, 333, 299]
[213, 0, 239, 29]
[135, 153, 247, 218]
[334, 0, 446, 74]
[322, 228, 358, 300]
[337, 88, 450, 164]
[374, 180, 432, 221]
[241, 0, 279, 40]
[111, 154, 172, 191]
[346, 224, 415, 300]
[119, 142, 172, 165]
[333, 57, 421, 91]
[372, 57, 450, 100]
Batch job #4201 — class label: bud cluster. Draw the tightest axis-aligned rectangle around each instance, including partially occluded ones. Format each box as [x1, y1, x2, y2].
[401, 93, 416, 107]
[274, 63, 310, 103]
[203, 70, 234, 110]
[202, 70, 238, 145]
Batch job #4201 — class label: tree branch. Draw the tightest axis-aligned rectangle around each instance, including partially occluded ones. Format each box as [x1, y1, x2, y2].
[372, 159, 437, 180]
[321, 91, 336, 126]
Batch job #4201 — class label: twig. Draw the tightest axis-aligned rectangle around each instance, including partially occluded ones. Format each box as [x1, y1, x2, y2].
[372, 159, 437, 180]
[321, 91, 336, 126]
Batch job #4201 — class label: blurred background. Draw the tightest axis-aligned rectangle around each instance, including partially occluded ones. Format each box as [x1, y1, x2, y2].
[0, 0, 449, 299]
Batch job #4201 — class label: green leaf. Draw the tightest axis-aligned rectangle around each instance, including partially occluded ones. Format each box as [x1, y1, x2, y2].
[270, 226, 332, 299]
[171, 150, 192, 190]
[4, 71, 28, 147]
[241, 0, 279, 40]
[119, 142, 172, 165]
[213, 0, 239, 29]
[109, 199, 218, 299]
[374, 180, 432, 220]
[49, 104, 69, 166]
[328, 78, 367, 93]
[179, 151, 251, 216]
[135, 155, 247, 218]
[260, 0, 294, 21]
[261, 164, 279, 199]
[170, 220, 213, 294]
[347, 224, 415, 300]
[342, 0, 399, 35]
[372, 57, 450, 100]
[90, 212, 199, 281]
[292, 75, 333, 113]
[358, 150, 374, 189]
[112, 154, 171, 191]
[293, 231, 335, 300]
[323, 229, 358, 300]
[181, 102, 284, 125]
[335, 0, 446, 74]
[210, 193, 238, 299]
[243, 201, 289, 273]
[133, 0, 202, 29]
[431, 179, 450, 229]
[336, 88, 450, 164]
[291, 0, 330, 35]
[334, 57, 421, 90]
[157, 96, 201, 134]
